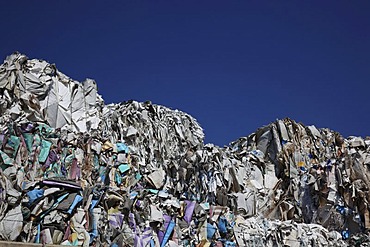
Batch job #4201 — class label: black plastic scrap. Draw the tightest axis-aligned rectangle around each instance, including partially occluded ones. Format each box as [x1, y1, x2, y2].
[0, 53, 370, 246]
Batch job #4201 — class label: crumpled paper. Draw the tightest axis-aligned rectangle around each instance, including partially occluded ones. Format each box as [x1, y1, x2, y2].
[0, 53, 369, 246]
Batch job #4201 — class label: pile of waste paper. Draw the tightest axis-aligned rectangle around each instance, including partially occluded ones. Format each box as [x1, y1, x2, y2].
[0, 52, 369, 246]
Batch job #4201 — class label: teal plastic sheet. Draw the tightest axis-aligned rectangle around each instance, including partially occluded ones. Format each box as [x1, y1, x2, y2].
[22, 133, 34, 152]
[38, 139, 52, 163]
[116, 143, 129, 153]
[5, 135, 20, 157]
[118, 164, 130, 173]
[0, 150, 13, 166]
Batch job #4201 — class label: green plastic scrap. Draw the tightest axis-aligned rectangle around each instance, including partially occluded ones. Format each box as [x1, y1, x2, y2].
[0, 150, 13, 166]
[44, 163, 63, 178]
[36, 123, 55, 137]
[7, 135, 20, 157]
[64, 152, 75, 166]
[38, 139, 52, 163]
[22, 133, 34, 153]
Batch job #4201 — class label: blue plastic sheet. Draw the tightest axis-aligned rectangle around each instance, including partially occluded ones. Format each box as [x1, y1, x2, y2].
[207, 223, 216, 240]
[27, 189, 44, 204]
[218, 216, 228, 234]
[116, 143, 129, 153]
[67, 195, 83, 214]
[160, 219, 175, 247]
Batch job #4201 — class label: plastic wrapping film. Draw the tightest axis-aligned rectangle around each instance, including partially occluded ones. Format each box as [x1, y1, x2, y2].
[0, 53, 370, 246]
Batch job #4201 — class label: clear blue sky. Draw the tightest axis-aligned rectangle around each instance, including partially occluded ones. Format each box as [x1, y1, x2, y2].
[1, 1, 369, 146]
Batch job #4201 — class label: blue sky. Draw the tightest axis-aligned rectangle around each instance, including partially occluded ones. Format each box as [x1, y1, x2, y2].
[1, 1, 369, 146]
